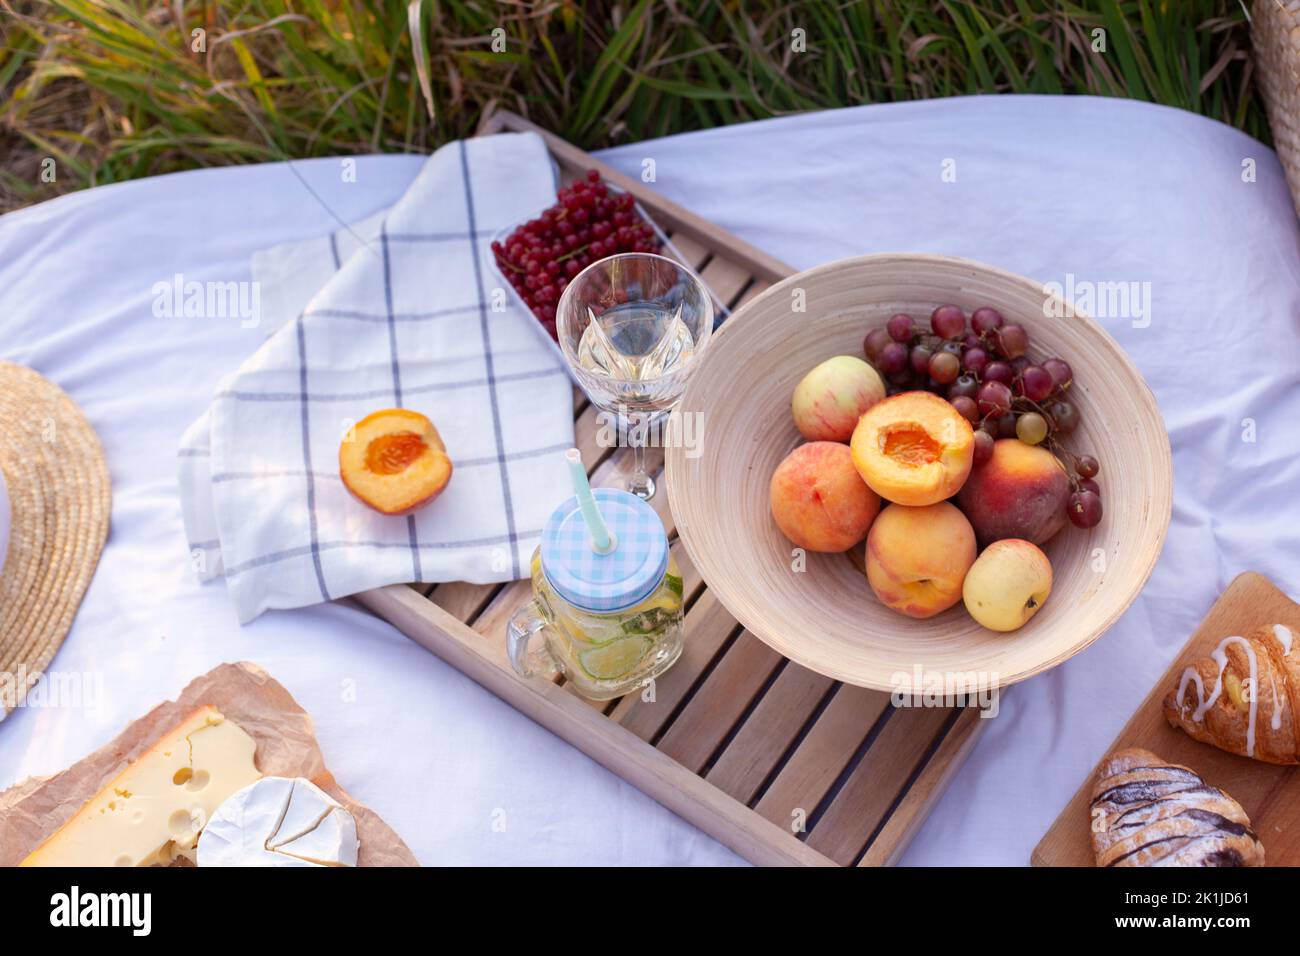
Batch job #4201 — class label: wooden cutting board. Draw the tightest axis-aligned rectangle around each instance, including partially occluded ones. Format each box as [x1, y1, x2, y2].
[1032, 571, 1300, 866]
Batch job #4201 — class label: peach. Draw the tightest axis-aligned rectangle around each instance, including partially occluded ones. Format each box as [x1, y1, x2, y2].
[340, 408, 453, 515]
[962, 539, 1053, 631]
[850, 391, 973, 506]
[770, 442, 881, 552]
[865, 502, 976, 618]
[956, 439, 1069, 545]
[792, 356, 885, 443]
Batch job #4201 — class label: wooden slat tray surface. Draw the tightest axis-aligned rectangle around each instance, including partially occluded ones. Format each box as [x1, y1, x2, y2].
[355, 110, 985, 867]
[1032, 572, 1300, 867]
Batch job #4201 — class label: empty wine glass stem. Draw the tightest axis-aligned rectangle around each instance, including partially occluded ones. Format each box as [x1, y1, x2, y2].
[626, 417, 655, 499]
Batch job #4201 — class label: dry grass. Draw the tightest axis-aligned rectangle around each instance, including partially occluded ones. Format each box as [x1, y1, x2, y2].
[0, 0, 1268, 212]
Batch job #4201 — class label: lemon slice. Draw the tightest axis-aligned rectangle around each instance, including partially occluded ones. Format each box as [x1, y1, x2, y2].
[579, 636, 652, 681]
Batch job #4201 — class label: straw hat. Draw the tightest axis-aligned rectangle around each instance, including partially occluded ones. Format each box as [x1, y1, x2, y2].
[1253, 0, 1300, 218]
[0, 362, 110, 717]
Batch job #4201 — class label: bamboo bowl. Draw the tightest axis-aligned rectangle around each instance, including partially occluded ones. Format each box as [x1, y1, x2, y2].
[666, 253, 1172, 692]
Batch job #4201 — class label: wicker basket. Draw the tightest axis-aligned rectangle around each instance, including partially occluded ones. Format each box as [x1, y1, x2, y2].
[1254, 0, 1300, 217]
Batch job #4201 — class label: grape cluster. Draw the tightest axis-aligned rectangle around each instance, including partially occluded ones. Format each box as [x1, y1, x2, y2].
[863, 305, 1103, 529]
[491, 169, 662, 340]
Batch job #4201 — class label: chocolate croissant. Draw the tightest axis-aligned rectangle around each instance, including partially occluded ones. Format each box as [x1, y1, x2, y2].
[1090, 748, 1263, 867]
[1163, 623, 1298, 764]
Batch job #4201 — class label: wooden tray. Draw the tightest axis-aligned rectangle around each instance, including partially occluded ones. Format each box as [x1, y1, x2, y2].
[354, 110, 985, 867]
[1032, 572, 1300, 866]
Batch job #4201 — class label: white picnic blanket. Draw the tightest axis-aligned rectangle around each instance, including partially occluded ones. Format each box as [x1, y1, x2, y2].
[3, 96, 1299, 866]
[177, 133, 573, 622]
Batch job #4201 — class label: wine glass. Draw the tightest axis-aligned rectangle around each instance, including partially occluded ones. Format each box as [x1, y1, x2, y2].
[556, 253, 714, 499]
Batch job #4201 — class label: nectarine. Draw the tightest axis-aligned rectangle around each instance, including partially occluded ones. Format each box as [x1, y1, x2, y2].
[956, 439, 1069, 545]
[791, 356, 885, 443]
[865, 502, 976, 618]
[851, 391, 973, 506]
[962, 539, 1052, 631]
[769, 442, 881, 552]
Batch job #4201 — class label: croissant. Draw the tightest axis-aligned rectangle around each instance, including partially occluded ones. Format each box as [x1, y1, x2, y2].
[1163, 623, 1299, 764]
[1090, 748, 1264, 867]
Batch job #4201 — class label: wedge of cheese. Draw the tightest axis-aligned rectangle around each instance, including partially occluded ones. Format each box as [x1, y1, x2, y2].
[197, 776, 359, 867]
[22, 705, 261, 867]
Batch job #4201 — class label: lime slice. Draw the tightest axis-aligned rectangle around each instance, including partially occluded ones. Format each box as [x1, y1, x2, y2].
[579, 636, 652, 681]
[665, 573, 683, 599]
[621, 606, 677, 636]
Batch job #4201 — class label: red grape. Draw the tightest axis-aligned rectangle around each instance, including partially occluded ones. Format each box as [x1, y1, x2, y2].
[1021, 365, 1054, 402]
[887, 314, 914, 342]
[977, 381, 1013, 417]
[929, 351, 960, 384]
[1075, 455, 1100, 478]
[972, 430, 995, 465]
[910, 345, 933, 376]
[971, 307, 1005, 335]
[878, 342, 909, 375]
[1043, 357, 1073, 391]
[1078, 477, 1100, 496]
[948, 373, 980, 400]
[1049, 401, 1078, 434]
[994, 412, 1018, 438]
[864, 327, 892, 362]
[950, 395, 979, 422]
[1067, 490, 1103, 528]
[996, 323, 1029, 358]
[983, 361, 1013, 385]
[930, 304, 966, 339]
[962, 346, 989, 376]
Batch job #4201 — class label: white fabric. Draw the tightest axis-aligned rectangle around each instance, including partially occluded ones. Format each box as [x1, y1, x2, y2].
[1, 95, 1297, 866]
[178, 133, 573, 622]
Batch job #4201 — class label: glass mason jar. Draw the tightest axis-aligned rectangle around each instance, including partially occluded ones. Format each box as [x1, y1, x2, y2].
[507, 488, 684, 700]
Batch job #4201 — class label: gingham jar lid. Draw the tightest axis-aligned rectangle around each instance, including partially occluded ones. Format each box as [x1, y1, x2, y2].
[540, 487, 669, 613]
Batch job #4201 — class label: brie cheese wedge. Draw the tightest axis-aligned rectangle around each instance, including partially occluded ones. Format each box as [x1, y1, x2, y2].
[197, 776, 359, 867]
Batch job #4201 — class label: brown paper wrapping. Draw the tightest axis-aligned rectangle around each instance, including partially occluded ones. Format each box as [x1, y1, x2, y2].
[0, 661, 418, 866]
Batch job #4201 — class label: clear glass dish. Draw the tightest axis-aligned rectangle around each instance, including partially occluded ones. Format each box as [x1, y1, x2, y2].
[487, 177, 714, 383]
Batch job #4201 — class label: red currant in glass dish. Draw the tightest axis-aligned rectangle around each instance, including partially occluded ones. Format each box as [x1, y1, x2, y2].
[491, 170, 664, 341]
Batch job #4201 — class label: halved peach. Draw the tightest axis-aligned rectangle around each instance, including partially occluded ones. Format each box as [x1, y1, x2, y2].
[340, 408, 452, 515]
[850, 391, 973, 506]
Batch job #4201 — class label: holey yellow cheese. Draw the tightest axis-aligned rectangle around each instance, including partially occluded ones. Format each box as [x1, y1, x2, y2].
[22, 706, 261, 867]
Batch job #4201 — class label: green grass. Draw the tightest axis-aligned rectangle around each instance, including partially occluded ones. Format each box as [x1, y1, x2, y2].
[0, 0, 1268, 212]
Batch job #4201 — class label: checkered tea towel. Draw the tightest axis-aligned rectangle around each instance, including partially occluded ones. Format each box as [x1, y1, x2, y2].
[178, 133, 574, 623]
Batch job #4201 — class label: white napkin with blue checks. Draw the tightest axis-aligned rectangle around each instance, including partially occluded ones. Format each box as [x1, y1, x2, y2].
[178, 134, 574, 622]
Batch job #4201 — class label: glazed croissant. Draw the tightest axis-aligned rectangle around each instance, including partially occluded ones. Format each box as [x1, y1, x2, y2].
[1163, 623, 1298, 764]
[1090, 748, 1263, 867]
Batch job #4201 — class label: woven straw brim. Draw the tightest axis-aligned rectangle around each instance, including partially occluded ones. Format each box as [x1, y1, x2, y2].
[1254, 0, 1300, 219]
[0, 362, 110, 717]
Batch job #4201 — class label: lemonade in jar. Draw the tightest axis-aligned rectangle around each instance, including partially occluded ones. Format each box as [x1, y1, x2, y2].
[507, 456, 684, 700]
